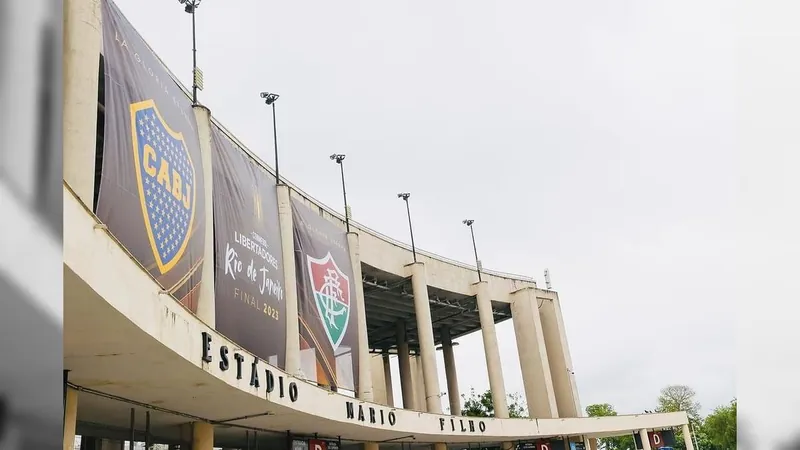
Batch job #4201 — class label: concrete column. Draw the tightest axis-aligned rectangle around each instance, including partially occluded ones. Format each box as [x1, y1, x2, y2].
[588, 437, 598, 450]
[277, 185, 300, 376]
[639, 429, 652, 450]
[193, 105, 215, 326]
[412, 355, 427, 412]
[406, 262, 442, 413]
[396, 321, 415, 410]
[347, 232, 373, 401]
[370, 355, 387, 405]
[539, 293, 581, 417]
[63, 387, 79, 450]
[383, 352, 395, 407]
[473, 280, 509, 418]
[63, 0, 101, 206]
[510, 287, 558, 418]
[440, 327, 461, 415]
[682, 424, 695, 450]
[193, 422, 214, 450]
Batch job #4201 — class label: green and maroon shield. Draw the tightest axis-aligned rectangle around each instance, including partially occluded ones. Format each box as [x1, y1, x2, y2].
[306, 252, 351, 351]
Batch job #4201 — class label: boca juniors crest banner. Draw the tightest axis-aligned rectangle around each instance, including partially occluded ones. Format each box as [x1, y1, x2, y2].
[96, 0, 205, 310]
[211, 123, 286, 368]
[292, 198, 359, 392]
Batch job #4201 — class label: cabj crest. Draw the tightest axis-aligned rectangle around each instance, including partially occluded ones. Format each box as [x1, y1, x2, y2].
[130, 100, 196, 274]
[307, 252, 351, 351]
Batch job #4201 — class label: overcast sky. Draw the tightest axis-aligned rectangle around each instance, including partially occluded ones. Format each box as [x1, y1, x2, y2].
[115, 0, 736, 417]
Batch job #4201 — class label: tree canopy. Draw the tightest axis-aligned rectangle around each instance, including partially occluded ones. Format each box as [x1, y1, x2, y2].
[461, 388, 528, 418]
[702, 399, 736, 449]
[656, 385, 702, 422]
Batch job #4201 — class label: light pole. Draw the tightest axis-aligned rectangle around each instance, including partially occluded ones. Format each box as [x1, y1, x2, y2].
[260, 92, 281, 184]
[397, 193, 416, 263]
[178, 0, 203, 104]
[330, 154, 350, 232]
[462, 219, 482, 282]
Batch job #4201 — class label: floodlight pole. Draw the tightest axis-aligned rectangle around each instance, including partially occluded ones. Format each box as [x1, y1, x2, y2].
[272, 101, 279, 184]
[191, 2, 197, 104]
[330, 154, 350, 232]
[398, 193, 417, 263]
[179, 0, 202, 104]
[260, 92, 281, 184]
[463, 219, 482, 282]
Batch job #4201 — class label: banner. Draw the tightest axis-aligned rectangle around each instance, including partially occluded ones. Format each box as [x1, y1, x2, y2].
[292, 198, 359, 391]
[211, 124, 286, 367]
[97, 0, 204, 310]
[634, 430, 674, 449]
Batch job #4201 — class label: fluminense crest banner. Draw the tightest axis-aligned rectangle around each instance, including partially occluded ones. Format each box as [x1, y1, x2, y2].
[96, 0, 205, 310]
[292, 198, 359, 392]
[211, 123, 286, 368]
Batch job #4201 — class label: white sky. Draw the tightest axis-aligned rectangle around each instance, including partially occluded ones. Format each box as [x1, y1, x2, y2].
[114, 0, 736, 418]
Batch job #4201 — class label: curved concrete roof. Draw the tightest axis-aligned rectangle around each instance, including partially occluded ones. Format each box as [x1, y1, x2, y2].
[64, 186, 688, 444]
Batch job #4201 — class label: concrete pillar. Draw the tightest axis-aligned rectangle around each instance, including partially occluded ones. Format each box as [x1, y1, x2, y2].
[63, 387, 78, 450]
[193, 105, 216, 326]
[277, 184, 300, 376]
[412, 355, 427, 412]
[406, 262, 442, 413]
[383, 352, 395, 407]
[370, 355, 387, 405]
[192, 422, 214, 450]
[63, 0, 101, 206]
[510, 287, 558, 418]
[347, 232, 373, 401]
[396, 321, 415, 410]
[639, 429, 652, 450]
[473, 280, 509, 418]
[440, 327, 461, 415]
[539, 293, 581, 417]
[682, 424, 695, 450]
[588, 437, 598, 450]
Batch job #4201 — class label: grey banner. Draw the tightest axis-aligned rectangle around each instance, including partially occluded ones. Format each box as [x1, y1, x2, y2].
[96, 0, 204, 310]
[211, 124, 286, 368]
[292, 198, 359, 392]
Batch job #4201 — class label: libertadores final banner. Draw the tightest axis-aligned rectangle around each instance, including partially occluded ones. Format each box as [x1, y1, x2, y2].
[292, 199, 359, 392]
[96, 0, 205, 311]
[211, 124, 286, 368]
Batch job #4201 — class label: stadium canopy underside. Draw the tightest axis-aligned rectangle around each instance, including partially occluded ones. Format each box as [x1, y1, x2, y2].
[361, 264, 512, 354]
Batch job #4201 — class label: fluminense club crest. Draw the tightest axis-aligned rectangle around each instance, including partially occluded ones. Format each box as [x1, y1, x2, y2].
[306, 252, 351, 351]
[130, 100, 196, 274]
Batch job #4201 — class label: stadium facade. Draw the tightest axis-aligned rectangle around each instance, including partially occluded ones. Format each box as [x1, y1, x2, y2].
[62, 0, 695, 449]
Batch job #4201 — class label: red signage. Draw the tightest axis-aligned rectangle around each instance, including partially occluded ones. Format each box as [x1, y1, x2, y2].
[309, 440, 327, 450]
[649, 431, 664, 449]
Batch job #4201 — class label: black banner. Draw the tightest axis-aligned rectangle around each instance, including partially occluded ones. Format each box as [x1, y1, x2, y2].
[292, 198, 359, 391]
[211, 124, 285, 367]
[97, 0, 204, 310]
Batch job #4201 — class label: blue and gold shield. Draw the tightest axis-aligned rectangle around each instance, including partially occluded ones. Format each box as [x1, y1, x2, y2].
[130, 100, 197, 274]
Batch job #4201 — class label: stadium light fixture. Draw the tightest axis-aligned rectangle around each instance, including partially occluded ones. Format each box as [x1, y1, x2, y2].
[260, 92, 281, 183]
[329, 154, 350, 232]
[178, 0, 203, 104]
[397, 193, 417, 263]
[462, 219, 482, 282]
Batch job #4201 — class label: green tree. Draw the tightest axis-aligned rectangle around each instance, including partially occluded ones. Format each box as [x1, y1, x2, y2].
[461, 387, 528, 418]
[653, 385, 705, 450]
[703, 399, 736, 450]
[656, 385, 701, 422]
[585, 403, 635, 450]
